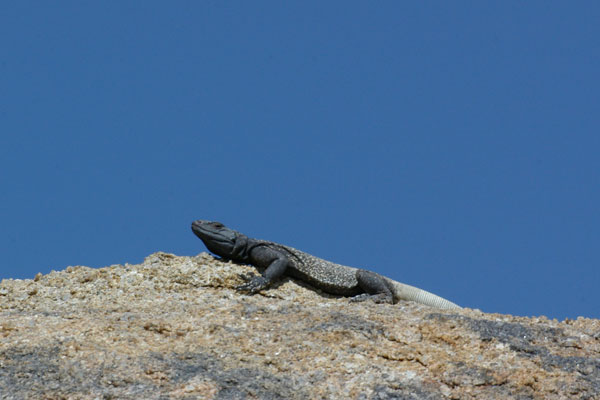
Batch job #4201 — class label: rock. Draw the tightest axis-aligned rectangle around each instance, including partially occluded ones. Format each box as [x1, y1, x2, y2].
[0, 252, 598, 399]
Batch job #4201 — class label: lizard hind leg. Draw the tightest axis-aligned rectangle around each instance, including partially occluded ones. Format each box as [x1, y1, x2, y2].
[353, 269, 395, 304]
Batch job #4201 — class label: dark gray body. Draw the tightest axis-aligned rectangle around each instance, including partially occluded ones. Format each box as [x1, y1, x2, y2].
[191, 220, 460, 309]
[244, 239, 364, 296]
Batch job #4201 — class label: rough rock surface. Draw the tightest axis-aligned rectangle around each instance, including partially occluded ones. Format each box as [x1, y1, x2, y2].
[1, 252, 599, 399]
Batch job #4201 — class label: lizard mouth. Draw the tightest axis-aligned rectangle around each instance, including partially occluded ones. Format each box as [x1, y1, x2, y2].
[191, 220, 237, 257]
[191, 220, 233, 242]
[191, 220, 204, 229]
[191, 221, 211, 237]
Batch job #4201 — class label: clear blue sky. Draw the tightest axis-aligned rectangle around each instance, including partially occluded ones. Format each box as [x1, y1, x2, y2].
[2, 2, 599, 320]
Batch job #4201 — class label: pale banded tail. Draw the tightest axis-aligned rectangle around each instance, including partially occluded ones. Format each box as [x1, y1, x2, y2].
[391, 280, 461, 309]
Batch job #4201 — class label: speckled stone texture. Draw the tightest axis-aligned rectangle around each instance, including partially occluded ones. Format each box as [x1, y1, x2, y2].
[1, 252, 598, 399]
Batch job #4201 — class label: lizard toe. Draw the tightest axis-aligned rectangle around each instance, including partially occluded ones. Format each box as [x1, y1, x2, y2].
[236, 276, 268, 294]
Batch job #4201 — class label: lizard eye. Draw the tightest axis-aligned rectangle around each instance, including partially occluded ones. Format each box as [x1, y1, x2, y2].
[212, 222, 224, 228]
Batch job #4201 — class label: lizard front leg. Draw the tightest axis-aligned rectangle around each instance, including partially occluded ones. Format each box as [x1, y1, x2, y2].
[236, 255, 289, 294]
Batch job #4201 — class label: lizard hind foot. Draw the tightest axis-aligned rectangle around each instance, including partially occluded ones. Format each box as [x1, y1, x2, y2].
[350, 293, 394, 304]
[349, 293, 372, 303]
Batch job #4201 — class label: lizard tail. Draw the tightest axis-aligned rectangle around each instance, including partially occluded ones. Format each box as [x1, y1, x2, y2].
[390, 280, 461, 309]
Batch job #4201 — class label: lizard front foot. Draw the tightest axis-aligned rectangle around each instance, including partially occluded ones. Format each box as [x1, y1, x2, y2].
[236, 275, 269, 294]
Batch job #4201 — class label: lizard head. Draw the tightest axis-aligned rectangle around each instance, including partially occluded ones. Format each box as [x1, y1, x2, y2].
[191, 220, 244, 260]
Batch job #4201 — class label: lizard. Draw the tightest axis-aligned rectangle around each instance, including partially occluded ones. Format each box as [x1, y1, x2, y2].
[191, 220, 461, 309]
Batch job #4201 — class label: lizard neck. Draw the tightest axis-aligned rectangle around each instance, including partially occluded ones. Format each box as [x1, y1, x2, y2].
[231, 234, 251, 262]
